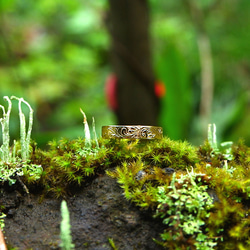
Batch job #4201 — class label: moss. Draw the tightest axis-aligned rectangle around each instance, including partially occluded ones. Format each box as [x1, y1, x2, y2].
[106, 138, 250, 249]
[1, 135, 250, 249]
[29, 137, 111, 197]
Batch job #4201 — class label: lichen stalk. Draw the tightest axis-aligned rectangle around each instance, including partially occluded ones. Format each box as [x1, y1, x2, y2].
[0, 96, 12, 163]
[20, 110, 27, 160]
[92, 117, 99, 149]
[12, 140, 17, 162]
[60, 200, 74, 250]
[23, 98, 33, 160]
[208, 123, 218, 152]
[11, 96, 33, 161]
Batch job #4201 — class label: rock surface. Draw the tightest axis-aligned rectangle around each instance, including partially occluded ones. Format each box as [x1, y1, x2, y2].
[1, 175, 165, 250]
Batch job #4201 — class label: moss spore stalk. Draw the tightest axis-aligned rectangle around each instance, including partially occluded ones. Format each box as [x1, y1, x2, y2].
[80, 108, 91, 149]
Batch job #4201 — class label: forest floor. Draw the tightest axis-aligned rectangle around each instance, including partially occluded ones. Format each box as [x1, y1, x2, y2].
[1, 174, 165, 250]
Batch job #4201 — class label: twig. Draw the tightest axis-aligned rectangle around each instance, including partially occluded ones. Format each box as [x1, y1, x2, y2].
[15, 174, 30, 205]
[0, 227, 7, 250]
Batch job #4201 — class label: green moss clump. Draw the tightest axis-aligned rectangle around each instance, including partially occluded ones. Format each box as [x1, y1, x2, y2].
[107, 138, 250, 249]
[142, 137, 199, 170]
[29, 137, 111, 197]
[1, 133, 250, 249]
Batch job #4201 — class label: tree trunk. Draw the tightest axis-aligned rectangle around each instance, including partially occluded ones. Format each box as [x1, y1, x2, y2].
[106, 0, 159, 125]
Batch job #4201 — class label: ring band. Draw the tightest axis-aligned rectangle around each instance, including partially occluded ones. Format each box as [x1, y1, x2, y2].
[102, 125, 163, 139]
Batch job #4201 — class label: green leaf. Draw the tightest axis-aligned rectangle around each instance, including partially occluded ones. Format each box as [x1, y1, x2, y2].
[156, 43, 192, 140]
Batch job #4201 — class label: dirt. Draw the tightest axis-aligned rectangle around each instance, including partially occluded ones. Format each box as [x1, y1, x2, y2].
[1, 174, 165, 250]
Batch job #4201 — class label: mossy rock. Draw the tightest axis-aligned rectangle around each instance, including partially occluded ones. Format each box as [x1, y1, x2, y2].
[1, 137, 250, 249]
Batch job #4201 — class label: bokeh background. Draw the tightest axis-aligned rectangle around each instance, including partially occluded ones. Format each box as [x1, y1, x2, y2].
[0, 0, 249, 147]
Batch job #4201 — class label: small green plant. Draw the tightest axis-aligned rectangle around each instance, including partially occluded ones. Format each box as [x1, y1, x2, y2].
[154, 169, 217, 249]
[0, 96, 34, 163]
[207, 123, 233, 160]
[207, 124, 235, 176]
[60, 200, 74, 250]
[108, 238, 119, 250]
[207, 123, 218, 153]
[0, 213, 6, 231]
[79, 108, 99, 157]
[0, 96, 42, 186]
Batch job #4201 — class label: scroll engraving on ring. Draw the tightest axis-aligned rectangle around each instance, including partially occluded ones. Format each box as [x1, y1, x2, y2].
[102, 126, 163, 139]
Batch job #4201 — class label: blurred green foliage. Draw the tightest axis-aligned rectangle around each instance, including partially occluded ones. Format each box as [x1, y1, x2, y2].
[0, 0, 114, 146]
[0, 0, 249, 146]
[151, 0, 250, 144]
[156, 43, 192, 140]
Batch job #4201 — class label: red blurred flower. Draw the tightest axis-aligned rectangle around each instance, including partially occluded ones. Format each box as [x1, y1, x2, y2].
[154, 81, 166, 98]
